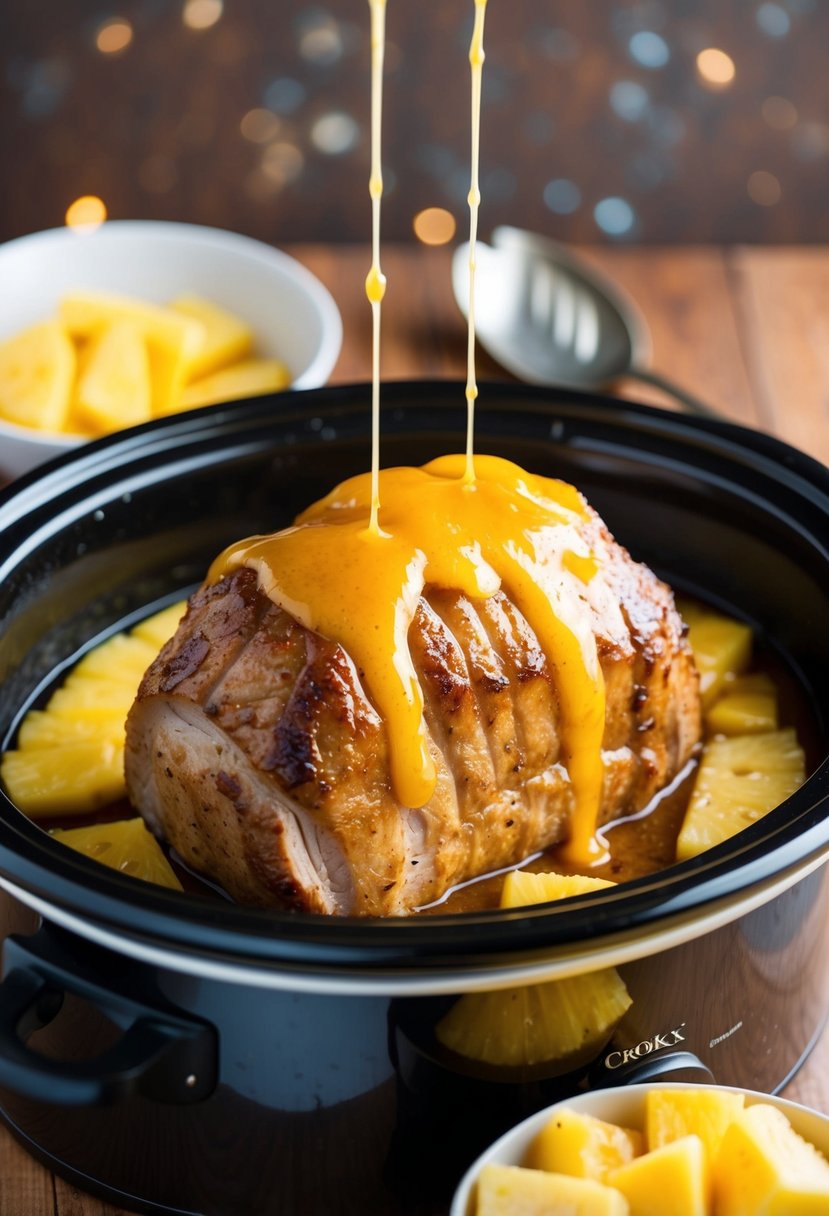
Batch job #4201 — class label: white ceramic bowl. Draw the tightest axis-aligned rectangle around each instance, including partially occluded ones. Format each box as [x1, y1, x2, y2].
[0, 221, 342, 480]
[450, 1082, 829, 1216]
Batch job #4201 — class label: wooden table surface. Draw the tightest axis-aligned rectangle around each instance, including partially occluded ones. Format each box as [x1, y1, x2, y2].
[2, 242, 829, 1214]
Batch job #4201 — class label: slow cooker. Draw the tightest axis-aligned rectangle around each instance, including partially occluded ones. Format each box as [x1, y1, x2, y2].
[0, 381, 828, 1215]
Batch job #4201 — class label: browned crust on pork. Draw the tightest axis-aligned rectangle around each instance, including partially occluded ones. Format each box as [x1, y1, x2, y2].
[125, 517, 700, 916]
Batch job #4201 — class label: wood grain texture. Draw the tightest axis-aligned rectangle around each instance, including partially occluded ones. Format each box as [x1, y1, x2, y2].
[1, 244, 827, 1215]
[729, 247, 829, 465]
[296, 242, 827, 443]
[0, 1127, 55, 1216]
[579, 247, 760, 426]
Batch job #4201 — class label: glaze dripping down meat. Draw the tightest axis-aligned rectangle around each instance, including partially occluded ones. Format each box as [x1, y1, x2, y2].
[125, 493, 701, 917]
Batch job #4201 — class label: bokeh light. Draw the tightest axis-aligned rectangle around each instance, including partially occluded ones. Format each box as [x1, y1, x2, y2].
[299, 20, 343, 65]
[95, 19, 133, 55]
[263, 77, 306, 116]
[696, 48, 736, 87]
[4, 0, 821, 249]
[609, 80, 650, 122]
[65, 195, 107, 232]
[756, 3, 791, 38]
[182, 0, 223, 31]
[261, 140, 304, 185]
[240, 108, 281, 143]
[792, 121, 829, 161]
[412, 207, 457, 246]
[543, 178, 581, 215]
[594, 197, 636, 236]
[761, 95, 798, 130]
[628, 31, 670, 69]
[310, 111, 359, 155]
[747, 170, 782, 206]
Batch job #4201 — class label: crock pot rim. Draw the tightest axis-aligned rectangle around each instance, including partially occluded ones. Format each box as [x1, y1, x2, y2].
[3, 378, 829, 524]
[1, 380, 828, 972]
[2, 764, 828, 974]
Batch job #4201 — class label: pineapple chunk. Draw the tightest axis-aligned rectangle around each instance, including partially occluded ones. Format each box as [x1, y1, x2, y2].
[476, 1163, 629, 1216]
[145, 332, 191, 416]
[526, 1107, 642, 1183]
[16, 709, 124, 750]
[71, 632, 157, 684]
[436, 968, 632, 1066]
[131, 601, 187, 651]
[0, 320, 75, 431]
[64, 338, 97, 436]
[501, 870, 617, 909]
[685, 611, 752, 708]
[59, 292, 204, 416]
[609, 1135, 707, 1216]
[713, 1103, 829, 1215]
[73, 319, 152, 433]
[46, 681, 137, 717]
[646, 1088, 745, 1163]
[170, 294, 255, 381]
[706, 673, 778, 736]
[1, 603, 186, 821]
[179, 357, 290, 411]
[59, 291, 203, 358]
[0, 740, 125, 817]
[677, 729, 805, 860]
[51, 818, 182, 891]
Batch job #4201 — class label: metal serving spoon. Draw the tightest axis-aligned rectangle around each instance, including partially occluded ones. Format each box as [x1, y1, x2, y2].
[452, 225, 721, 418]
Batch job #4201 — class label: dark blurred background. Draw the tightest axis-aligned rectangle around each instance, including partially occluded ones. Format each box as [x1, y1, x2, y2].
[1, 0, 826, 247]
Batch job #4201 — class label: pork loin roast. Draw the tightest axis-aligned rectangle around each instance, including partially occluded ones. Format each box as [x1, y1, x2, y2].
[125, 503, 701, 916]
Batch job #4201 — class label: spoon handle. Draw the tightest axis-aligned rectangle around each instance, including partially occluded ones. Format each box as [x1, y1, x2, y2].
[625, 367, 722, 419]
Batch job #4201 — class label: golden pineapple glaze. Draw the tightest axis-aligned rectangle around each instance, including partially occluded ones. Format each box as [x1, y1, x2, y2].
[210, 455, 609, 864]
[210, 0, 609, 865]
[463, 0, 488, 482]
[365, 0, 387, 533]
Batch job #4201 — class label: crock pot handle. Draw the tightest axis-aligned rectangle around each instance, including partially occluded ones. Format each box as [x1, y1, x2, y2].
[0, 931, 216, 1107]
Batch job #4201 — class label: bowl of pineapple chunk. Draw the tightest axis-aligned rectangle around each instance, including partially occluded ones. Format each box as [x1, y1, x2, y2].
[452, 1082, 829, 1216]
[0, 220, 342, 479]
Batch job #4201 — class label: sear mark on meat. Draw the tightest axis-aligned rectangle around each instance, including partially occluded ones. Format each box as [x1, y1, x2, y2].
[126, 512, 701, 918]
